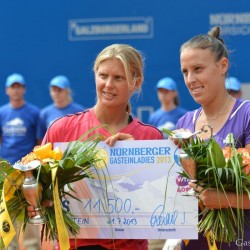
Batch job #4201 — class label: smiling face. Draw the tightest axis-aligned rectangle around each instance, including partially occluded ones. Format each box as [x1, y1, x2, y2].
[95, 58, 137, 110]
[180, 48, 228, 106]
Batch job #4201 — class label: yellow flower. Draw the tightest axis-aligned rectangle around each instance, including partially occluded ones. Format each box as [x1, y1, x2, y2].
[33, 143, 53, 159]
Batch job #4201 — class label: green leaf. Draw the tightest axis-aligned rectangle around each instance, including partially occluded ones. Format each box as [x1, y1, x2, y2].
[60, 157, 76, 169]
[207, 139, 226, 168]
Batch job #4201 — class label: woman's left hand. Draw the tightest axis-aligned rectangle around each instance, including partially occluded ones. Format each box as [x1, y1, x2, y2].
[189, 182, 230, 209]
[105, 132, 134, 146]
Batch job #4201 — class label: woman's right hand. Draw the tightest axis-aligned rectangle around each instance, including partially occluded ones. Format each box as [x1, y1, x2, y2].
[27, 205, 37, 217]
[27, 200, 53, 217]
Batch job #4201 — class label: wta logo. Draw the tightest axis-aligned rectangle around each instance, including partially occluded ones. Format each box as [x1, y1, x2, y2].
[174, 148, 191, 193]
[176, 174, 191, 193]
[176, 174, 189, 186]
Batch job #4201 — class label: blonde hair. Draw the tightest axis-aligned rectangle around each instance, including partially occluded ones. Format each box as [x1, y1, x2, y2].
[93, 44, 144, 94]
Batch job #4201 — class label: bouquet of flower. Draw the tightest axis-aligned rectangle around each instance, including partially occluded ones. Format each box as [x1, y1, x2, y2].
[163, 128, 250, 244]
[0, 132, 106, 249]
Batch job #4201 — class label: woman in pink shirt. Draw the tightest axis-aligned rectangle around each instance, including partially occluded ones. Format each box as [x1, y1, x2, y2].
[29, 44, 163, 249]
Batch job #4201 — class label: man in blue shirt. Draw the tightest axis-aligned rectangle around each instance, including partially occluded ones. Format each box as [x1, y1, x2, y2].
[0, 73, 42, 164]
[38, 75, 84, 138]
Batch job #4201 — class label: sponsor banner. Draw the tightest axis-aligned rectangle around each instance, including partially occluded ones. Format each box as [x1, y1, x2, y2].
[68, 16, 154, 41]
[210, 12, 250, 35]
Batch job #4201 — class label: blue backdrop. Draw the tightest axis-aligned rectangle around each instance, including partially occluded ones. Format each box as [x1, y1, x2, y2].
[1, 0, 250, 122]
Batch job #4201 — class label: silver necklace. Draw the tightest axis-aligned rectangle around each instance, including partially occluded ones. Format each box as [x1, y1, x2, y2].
[201, 96, 231, 121]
